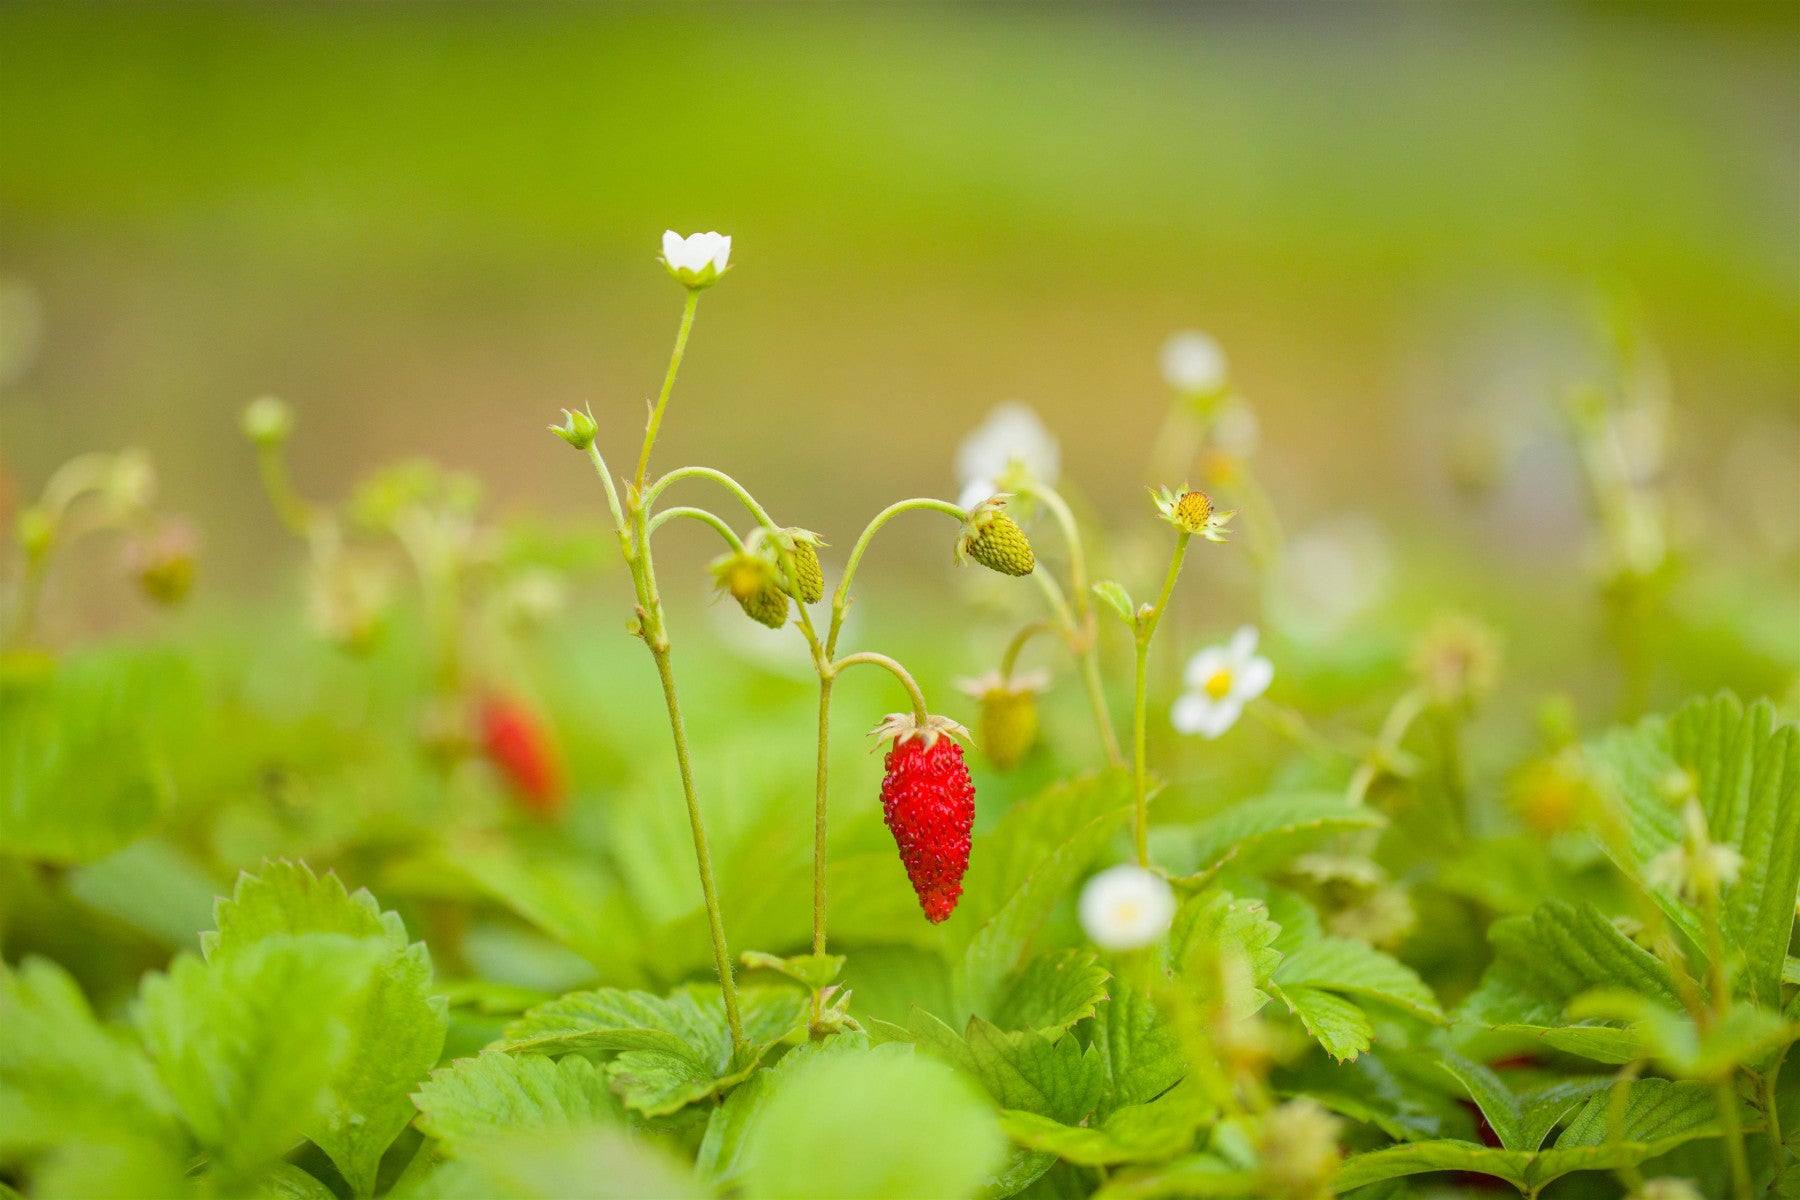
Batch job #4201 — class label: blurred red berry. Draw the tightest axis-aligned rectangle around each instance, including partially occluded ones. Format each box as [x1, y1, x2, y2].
[479, 694, 565, 817]
[875, 717, 975, 923]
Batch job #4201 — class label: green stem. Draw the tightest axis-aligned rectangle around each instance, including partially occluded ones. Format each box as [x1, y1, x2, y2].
[1249, 700, 1354, 766]
[255, 443, 321, 539]
[646, 505, 743, 550]
[1016, 479, 1123, 766]
[634, 288, 700, 491]
[650, 642, 744, 1047]
[832, 651, 930, 724]
[1131, 532, 1191, 866]
[1717, 1077, 1753, 1200]
[828, 497, 967, 656]
[999, 619, 1058, 680]
[1347, 687, 1428, 806]
[812, 676, 834, 958]
[1764, 1060, 1788, 1193]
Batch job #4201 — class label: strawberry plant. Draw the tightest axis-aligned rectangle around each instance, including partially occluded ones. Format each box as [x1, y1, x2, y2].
[2, 232, 1796, 1200]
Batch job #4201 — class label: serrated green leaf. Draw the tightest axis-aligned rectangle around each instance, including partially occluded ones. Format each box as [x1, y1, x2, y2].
[1274, 937, 1444, 1023]
[908, 1009, 1106, 1124]
[204, 861, 447, 1196]
[739, 1043, 1006, 1200]
[412, 1052, 622, 1153]
[955, 771, 1136, 1018]
[1431, 1050, 1521, 1150]
[1275, 1051, 1469, 1144]
[1334, 1141, 1532, 1191]
[0, 957, 182, 1158]
[1588, 693, 1800, 1006]
[1270, 983, 1372, 1062]
[1167, 889, 1281, 1018]
[135, 934, 385, 1186]
[1091, 990, 1185, 1116]
[999, 1076, 1211, 1166]
[1457, 899, 1680, 1063]
[1177, 793, 1385, 877]
[989, 950, 1112, 1037]
[740, 950, 845, 990]
[496, 985, 805, 1116]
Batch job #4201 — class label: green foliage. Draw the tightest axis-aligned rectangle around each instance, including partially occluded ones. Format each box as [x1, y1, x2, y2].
[413, 1052, 622, 1152]
[736, 1042, 1007, 1200]
[1172, 791, 1385, 877]
[1588, 693, 1800, 1006]
[990, 949, 1112, 1037]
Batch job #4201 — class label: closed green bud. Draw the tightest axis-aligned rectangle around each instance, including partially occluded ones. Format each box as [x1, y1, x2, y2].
[241, 395, 294, 447]
[550, 408, 597, 451]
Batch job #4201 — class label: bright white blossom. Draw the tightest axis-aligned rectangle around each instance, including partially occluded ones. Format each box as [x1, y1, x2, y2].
[1172, 626, 1273, 739]
[1160, 331, 1228, 395]
[955, 402, 1060, 511]
[1078, 865, 1176, 951]
[660, 230, 732, 289]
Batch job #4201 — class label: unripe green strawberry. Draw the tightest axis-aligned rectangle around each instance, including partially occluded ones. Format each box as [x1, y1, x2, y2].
[956, 498, 1034, 577]
[710, 546, 791, 629]
[739, 582, 791, 629]
[958, 670, 1048, 771]
[777, 527, 826, 604]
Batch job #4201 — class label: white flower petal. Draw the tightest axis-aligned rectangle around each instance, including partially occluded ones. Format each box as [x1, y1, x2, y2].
[1159, 331, 1227, 394]
[1171, 692, 1216, 735]
[662, 229, 683, 262]
[957, 477, 999, 512]
[1232, 655, 1274, 703]
[1227, 625, 1260, 663]
[1182, 647, 1231, 690]
[1078, 865, 1176, 951]
[1193, 698, 1244, 739]
[711, 234, 732, 271]
[954, 402, 1060, 491]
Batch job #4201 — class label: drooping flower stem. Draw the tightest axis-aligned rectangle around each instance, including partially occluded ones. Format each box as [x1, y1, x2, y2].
[1130, 531, 1192, 866]
[999, 619, 1058, 681]
[830, 498, 969, 645]
[1016, 480, 1124, 768]
[1346, 687, 1428, 807]
[833, 651, 931, 724]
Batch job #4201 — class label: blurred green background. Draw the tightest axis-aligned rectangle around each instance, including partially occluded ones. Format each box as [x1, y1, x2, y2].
[1, 0, 1795, 616]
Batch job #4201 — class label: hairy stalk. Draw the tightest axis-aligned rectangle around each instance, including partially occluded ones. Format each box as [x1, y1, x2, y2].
[634, 288, 700, 490]
[811, 676, 834, 959]
[646, 505, 743, 549]
[829, 497, 968, 653]
[1016, 480, 1123, 765]
[254, 443, 321, 539]
[1347, 687, 1428, 807]
[999, 619, 1058, 680]
[1131, 531, 1192, 865]
[1763, 1061, 1787, 1193]
[833, 651, 931, 723]
[1716, 1077, 1753, 1200]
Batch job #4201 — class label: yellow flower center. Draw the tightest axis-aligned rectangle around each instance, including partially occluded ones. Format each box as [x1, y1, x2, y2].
[1204, 669, 1234, 699]
[1112, 900, 1141, 925]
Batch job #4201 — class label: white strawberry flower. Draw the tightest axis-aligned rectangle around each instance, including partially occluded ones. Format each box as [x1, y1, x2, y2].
[1159, 330, 1228, 396]
[660, 230, 733, 289]
[1078, 864, 1176, 951]
[1171, 625, 1274, 739]
[954, 402, 1060, 511]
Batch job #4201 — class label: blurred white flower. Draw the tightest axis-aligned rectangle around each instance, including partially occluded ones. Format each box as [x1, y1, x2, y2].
[1160, 331, 1228, 395]
[1281, 515, 1394, 637]
[1211, 397, 1260, 458]
[1172, 626, 1273, 739]
[660, 230, 732, 289]
[1078, 864, 1176, 951]
[954, 402, 1060, 511]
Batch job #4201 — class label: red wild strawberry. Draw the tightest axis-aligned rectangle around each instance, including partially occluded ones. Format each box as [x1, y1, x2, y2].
[872, 713, 975, 923]
[479, 694, 565, 817]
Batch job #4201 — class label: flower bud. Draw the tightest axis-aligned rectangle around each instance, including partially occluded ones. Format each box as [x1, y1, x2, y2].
[660, 229, 732, 290]
[957, 670, 1048, 771]
[125, 520, 198, 606]
[1254, 1099, 1342, 1200]
[955, 496, 1034, 576]
[550, 408, 597, 451]
[241, 396, 295, 447]
[1409, 614, 1501, 711]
